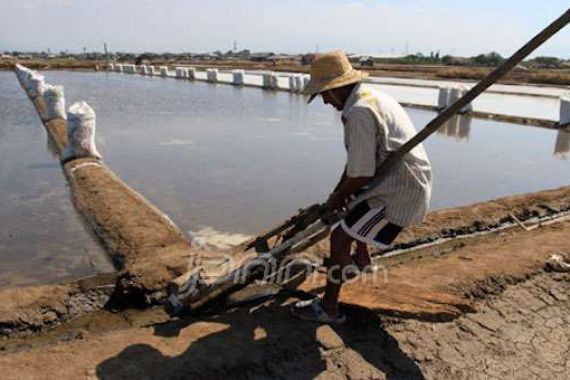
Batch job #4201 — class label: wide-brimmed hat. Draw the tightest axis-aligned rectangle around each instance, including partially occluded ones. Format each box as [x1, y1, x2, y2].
[304, 49, 369, 103]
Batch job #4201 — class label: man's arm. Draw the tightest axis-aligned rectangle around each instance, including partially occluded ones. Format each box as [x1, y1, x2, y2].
[333, 167, 348, 192]
[327, 175, 373, 211]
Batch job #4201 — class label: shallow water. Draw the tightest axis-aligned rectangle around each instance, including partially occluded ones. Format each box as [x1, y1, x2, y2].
[39, 71, 569, 241]
[0, 72, 114, 289]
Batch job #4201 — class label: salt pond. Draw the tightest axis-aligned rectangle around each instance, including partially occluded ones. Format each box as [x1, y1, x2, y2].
[45, 71, 570, 237]
[1, 70, 569, 285]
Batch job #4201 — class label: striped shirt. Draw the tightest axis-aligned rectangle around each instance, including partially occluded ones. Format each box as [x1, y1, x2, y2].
[342, 83, 432, 226]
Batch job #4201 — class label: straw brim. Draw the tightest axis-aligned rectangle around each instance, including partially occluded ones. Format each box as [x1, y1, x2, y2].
[305, 70, 368, 103]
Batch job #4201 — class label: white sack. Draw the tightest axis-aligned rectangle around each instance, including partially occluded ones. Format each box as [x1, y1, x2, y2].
[28, 74, 46, 98]
[206, 68, 219, 82]
[62, 101, 101, 162]
[233, 69, 244, 85]
[42, 85, 66, 121]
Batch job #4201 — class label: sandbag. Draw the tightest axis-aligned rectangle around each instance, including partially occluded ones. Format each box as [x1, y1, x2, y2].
[42, 85, 66, 121]
[62, 101, 102, 163]
[28, 74, 46, 98]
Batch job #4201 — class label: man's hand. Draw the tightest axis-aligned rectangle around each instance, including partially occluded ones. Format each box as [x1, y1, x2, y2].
[326, 191, 347, 212]
[326, 175, 374, 213]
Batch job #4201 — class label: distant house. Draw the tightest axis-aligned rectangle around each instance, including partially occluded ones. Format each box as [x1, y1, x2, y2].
[301, 54, 316, 65]
[250, 52, 275, 62]
[359, 56, 374, 67]
[135, 54, 152, 65]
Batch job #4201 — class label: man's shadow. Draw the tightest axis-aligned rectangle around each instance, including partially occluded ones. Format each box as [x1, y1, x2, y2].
[96, 294, 424, 379]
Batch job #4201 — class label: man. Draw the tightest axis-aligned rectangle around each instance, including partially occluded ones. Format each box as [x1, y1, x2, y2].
[292, 50, 432, 324]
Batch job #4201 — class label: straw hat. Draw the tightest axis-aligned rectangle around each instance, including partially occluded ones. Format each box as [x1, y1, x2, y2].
[304, 49, 369, 103]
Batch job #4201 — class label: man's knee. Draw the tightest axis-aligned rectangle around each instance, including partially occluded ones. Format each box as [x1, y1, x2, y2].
[330, 226, 353, 251]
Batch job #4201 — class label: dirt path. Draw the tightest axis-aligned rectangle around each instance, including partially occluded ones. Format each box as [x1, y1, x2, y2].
[1, 217, 568, 379]
[390, 272, 569, 379]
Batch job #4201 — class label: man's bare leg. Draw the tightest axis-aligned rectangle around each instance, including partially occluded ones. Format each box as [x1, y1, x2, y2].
[322, 226, 354, 317]
[353, 241, 371, 268]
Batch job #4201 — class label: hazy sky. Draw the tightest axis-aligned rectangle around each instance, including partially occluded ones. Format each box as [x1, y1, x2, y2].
[1, 0, 570, 57]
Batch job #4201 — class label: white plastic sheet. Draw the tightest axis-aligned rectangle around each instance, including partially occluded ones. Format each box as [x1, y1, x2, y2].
[175, 67, 188, 79]
[295, 75, 304, 93]
[232, 69, 244, 85]
[289, 75, 297, 92]
[262, 72, 273, 89]
[437, 86, 451, 110]
[559, 96, 570, 125]
[207, 68, 219, 82]
[62, 101, 102, 162]
[446, 85, 473, 114]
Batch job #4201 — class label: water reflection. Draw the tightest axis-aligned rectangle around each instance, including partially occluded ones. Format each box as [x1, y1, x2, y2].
[554, 130, 570, 159]
[436, 114, 472, 141]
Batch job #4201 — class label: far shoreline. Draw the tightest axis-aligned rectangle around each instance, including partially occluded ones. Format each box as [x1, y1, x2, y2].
[3, 58, 570, 89]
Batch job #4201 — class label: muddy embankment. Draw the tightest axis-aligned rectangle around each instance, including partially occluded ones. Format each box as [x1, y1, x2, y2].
[1, 217, 568, 379]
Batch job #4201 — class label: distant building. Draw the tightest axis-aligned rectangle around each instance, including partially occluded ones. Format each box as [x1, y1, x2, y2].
[301, 54, 316, 65]
[359, 56, 374, 67]
[250, 52, 275, 62]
